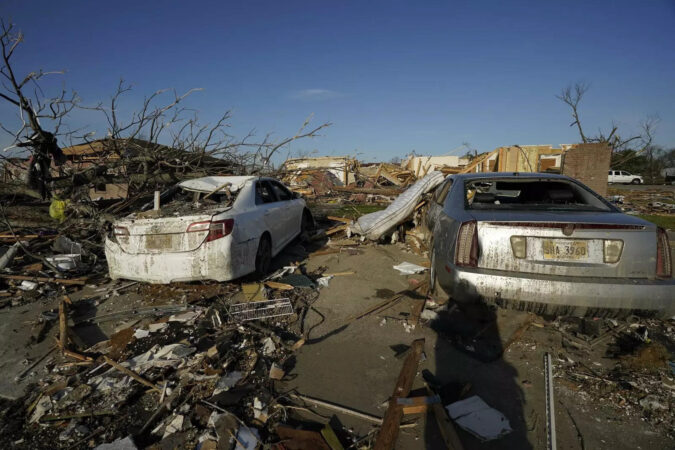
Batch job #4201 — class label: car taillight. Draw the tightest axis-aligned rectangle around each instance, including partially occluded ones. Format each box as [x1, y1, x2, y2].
[112, 226, 129, 243]
[656, 227, 671, 278]
[113, 226, 129, 236]
[187, 219, 234, 242]
[455, 220, 478, 267]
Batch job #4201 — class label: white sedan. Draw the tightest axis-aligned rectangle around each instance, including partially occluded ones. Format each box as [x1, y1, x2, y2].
[105, 176, 312, 283]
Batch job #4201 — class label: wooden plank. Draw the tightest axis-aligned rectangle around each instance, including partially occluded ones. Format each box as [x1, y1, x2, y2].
[410, 296, 427, 326]
[402, 404, 428, 415]
[103, 356, 161, 392]
[264, 281, 294, 291]
[63, 349, 93, 361]
[322, 271, 355, 277]
[59, 299, 68, 351]
[425, 384, 464, 450]
[380, 167, 403, 186]
[373, 164, 383, 185]
[332, 186, 403, 195]
[21, 262, 43, 272]
[325, 224, 348, 236]
[459, 149, 498, 174]
[290, 393, 383, 424]
[326, 216, 354, 224]
[374, 338, 425, 450]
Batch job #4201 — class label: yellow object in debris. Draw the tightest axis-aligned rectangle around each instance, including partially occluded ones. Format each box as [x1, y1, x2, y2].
[49, 198, 69, 222]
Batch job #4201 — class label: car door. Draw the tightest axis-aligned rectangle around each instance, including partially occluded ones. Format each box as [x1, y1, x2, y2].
[254, 180, 285, 254]
[269, 180, 303, 246]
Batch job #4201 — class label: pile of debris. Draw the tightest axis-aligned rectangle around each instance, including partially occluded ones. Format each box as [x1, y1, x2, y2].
[0, 233, 102, 309]
[1, 262, 387, 449]
[607, 187, 675, 215]
[541, 316, 675, 438]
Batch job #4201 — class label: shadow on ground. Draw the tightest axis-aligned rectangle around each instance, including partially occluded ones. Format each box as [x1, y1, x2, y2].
[424, 302, 532, 449]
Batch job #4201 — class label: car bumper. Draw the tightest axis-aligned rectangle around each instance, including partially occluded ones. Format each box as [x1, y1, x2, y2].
[443, 265, 675, 315]
[105, 236, 257, 284]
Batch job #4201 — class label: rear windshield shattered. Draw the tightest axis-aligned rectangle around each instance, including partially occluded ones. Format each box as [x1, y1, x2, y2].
[135, 185, 237, 218]
[465, 178, 611, 211]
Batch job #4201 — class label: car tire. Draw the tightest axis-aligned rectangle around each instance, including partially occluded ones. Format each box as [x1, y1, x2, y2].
[254, 234, 272, 277]
[631, 178, 641, 184]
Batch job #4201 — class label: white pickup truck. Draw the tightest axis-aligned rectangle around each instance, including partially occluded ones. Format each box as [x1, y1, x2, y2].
[608, 170, 643, 184]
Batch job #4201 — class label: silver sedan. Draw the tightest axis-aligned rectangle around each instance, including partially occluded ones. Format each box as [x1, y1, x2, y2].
[426, 173, 674, 317]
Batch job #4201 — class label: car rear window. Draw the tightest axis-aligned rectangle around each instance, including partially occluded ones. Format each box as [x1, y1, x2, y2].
[464, 178, 612, 211]
[137, 184, 237, 217]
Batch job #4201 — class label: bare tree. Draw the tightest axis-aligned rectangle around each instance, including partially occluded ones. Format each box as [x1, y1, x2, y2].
[79, 82, 331, 193]
[557, 82, 658, 158]
[0, 20, 79, 198]
[556, 82, 590, 143]
[0, 19, 331, 205]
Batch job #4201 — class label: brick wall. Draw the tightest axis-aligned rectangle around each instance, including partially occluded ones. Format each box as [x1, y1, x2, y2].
[561, 143, 611, 196]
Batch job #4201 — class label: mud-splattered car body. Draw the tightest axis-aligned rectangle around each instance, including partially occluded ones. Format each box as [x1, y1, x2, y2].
[105, 176, 308, 283]
[427, 172, 674, 316]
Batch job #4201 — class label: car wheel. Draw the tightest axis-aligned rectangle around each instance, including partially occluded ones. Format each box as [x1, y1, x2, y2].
[631, 178, 641, 184]
[254, 234, 272, 277]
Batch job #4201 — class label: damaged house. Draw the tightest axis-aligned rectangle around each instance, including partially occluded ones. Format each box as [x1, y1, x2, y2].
[464, 143, 612, 196]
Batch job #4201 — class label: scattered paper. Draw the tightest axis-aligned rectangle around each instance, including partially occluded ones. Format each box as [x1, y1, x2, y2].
[317, 276, 333, 288]
[393, 262, 428, 275]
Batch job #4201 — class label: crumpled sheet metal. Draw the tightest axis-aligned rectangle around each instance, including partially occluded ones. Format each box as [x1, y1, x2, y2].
[350, 171, 445, 240]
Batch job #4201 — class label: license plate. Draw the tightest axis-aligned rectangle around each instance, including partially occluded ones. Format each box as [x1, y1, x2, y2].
[145, 234, 173, 250]
[542, 239, 588, 260]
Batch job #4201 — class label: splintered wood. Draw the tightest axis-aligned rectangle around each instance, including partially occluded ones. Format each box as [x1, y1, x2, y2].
[374, 338, 425, 450]
[59, 299, 68, 350]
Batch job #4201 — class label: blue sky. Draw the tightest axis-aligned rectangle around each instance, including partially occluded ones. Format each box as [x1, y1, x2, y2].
[1, 0, 674, 163]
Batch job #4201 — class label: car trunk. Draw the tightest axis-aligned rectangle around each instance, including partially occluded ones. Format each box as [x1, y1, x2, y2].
[113, 210, 228, 254]
[470, 211, 657, 279]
